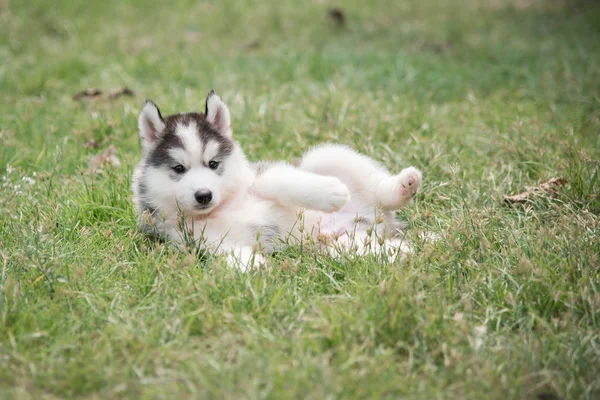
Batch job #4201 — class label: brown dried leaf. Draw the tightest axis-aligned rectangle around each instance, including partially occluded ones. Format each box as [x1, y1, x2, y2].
[327, 8, 346, 27]
[108, 87, 134, 99]
[503, 177, 567, 205]
[73, 88, 102, 100]
[245, 40, 261, 51]
[87, 145, 121, 173]
[416, 41, 452, 54]
[83, 138, 100, 149]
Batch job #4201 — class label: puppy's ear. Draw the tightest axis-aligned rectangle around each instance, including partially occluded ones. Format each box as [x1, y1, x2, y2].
[205, 90, 232, 138]
[138, 100, 165, 151]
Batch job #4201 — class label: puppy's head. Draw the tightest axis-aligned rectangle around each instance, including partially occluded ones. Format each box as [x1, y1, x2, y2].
[137, 91, 242, 217]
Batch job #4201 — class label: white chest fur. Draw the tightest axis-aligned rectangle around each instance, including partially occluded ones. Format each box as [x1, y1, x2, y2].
[188, 195, 297, 253]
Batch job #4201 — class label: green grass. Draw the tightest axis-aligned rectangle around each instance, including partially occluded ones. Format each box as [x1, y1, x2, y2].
[1, 0, 599, 398]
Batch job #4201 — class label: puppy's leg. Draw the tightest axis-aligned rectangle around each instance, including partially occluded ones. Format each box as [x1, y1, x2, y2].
[300, 144, 422, 210]
[375, 167, 422, 210]
[252, 163, 350, 213]
[300, 144, 389, 197]
[332, 230, 412, 261]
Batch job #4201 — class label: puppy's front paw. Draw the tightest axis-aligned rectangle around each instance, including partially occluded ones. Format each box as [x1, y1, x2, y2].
[313, 177, 351, 213]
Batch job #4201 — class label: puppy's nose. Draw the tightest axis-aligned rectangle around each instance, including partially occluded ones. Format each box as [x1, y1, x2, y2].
[194, 190, 212, 205]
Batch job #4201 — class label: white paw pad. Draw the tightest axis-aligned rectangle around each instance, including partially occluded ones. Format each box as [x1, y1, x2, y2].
[397, 167, 422, 200]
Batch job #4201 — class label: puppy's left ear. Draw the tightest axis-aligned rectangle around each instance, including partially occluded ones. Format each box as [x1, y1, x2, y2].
[138, 100, 166, 151]
[205, 90, 232, 138]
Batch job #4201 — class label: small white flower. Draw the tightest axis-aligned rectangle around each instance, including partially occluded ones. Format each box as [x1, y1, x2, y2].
[474, 325, 487, 336]
[22, 176, 36, 185]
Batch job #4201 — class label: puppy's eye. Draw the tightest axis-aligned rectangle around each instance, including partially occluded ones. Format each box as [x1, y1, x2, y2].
[208, 160, 219, 170]
[172, 164, 186, 174]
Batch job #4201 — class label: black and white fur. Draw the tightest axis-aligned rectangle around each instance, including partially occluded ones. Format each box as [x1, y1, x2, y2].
[133, 91, 422, 270]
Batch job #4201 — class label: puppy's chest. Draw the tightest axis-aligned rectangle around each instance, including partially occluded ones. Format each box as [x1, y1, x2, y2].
[191, 198, 286, 250]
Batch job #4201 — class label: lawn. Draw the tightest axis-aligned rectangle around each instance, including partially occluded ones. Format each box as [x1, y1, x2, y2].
[1, 0, 599, 398]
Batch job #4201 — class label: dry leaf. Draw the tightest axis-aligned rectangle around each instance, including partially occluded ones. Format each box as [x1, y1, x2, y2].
[73, 88, 102, 100]
[245, 40, 261, 51]
[73, 87, 134, 101]
[416, 41, 452, 54]
[327, 8, 346, 27]
[108, 87, 134, 99]
[83, 138, 100, 149]
[503, 177, 567, 205]
[87, 145, 121, 173]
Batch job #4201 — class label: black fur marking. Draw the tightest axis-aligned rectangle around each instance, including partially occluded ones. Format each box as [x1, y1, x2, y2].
[215, 140, 234, 158]
[249, 223, 281, 251]
[137, 202, 164, 240]
[141, 201, 157, 215]
[148, 141, 180, 167]
[205, 90, 216, 116]
[188, 114, 234, 157]
[176, 113, 233, 155]
[137, 180, 148, 197]
[147, 125, 183, 168]
[146, 112, 234, 174]
[144, 99, 163, 121]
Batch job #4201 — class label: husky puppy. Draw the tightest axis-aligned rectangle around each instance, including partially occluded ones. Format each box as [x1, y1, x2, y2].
[133, 91, 422, 270]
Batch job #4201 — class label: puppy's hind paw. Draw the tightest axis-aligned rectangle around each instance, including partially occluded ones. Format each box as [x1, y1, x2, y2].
[397, 167, 422, 199]
[376, 167, 422, 210]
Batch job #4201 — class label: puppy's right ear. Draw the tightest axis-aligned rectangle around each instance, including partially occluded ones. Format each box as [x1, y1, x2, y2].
[138, 100, 165, 151]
